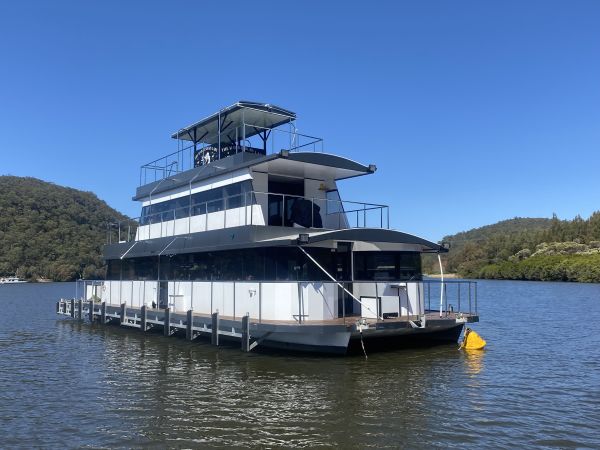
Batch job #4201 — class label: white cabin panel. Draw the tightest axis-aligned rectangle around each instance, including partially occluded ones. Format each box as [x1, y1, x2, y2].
[250, 205, 265, 225]
[407, 283, 424, 316]
[105, 281, 121, 306]
[251, 171, 268, 225]
[260, 283, 293, 321]
[355, 282, 423, 317]
[142, 281, 158, 307]
[207, 211, 225, 231]
[136, 226, 150, 241]
[149, 222, 162, 239]
[211, 282, 234, 317]
[234, 282, 260, 319]
[131, 281, 143, 307]
[191, 282, 212, 314]
[173, 218, 189, 236]
[360, 296, 378, 319]
[303, 282, 337, 321]
[190, 215, 207, 233]
[168, 281, 191, 312]
[163, 220, 175, 237]
[225, 206, 246, 228]
[120, 280, 132, 306]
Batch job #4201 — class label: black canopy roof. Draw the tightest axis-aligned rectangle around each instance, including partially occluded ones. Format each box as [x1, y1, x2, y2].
[171, 101, 296, 146]
[104, 226, 446, 260]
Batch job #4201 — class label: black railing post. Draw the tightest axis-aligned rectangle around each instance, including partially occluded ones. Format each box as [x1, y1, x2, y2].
[342, 282, 346, 325]
[417, 282, 421, 317]
[428, 282, 431, 311]
[164, 307, 171, 336]
[469, 282, 472, 315]
[141, 305, 147, 332]
[444, 283, 448, 316]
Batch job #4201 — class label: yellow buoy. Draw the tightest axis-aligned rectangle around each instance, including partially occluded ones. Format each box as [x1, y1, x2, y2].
[459, 327, 486, 350]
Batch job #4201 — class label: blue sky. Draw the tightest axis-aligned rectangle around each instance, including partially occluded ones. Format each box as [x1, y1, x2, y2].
[1, 1, 599, 241]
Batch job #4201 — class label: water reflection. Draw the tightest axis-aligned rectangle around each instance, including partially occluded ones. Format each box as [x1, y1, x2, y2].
[5, 281, 600, 448]
[53, 319, 479, 447]
[463, 349, 485, 376]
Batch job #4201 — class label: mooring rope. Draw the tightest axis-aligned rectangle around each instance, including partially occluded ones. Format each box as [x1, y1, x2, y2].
[360, 329, 368, 360]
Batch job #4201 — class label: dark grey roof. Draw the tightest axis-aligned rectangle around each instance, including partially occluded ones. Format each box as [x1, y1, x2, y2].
[104, 226, 301, 260]
[171, 101, 296, 146]
[103, 226, 445, 260]
[134, 151, 375, 201]
[307, 228, 447, 253]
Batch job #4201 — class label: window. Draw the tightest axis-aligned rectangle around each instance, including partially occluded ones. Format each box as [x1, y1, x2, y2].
[140, 180, 254, 224]
[353, 251, 422, 281]
[326, 189, 343, 214]
[109, 246, 339, 282]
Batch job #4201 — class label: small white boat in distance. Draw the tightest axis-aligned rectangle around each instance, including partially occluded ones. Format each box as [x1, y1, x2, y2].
[0, 276, 28, 284]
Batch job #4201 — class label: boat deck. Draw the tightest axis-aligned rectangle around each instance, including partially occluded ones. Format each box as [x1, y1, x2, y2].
[57, 299, 478, 354]
[218, 311, 477, 327]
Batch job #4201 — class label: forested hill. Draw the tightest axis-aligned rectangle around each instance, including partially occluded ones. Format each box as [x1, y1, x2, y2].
[443, 218, 554, 253]
[0, 176, 128, 281]
[424, 214, 600, 282]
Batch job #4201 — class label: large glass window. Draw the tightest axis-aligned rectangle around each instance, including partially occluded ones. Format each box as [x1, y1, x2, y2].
[140, 180, 253, 225]
[109, 247, 337, 281]
[353, 251, 422, 281]
[108, 249, 421, 282]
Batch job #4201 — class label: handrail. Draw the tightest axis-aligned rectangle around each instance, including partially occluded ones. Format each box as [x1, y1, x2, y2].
[74, 279, 478, 323]
[139, 125, 324, 186]
[107, 190, 390, 243]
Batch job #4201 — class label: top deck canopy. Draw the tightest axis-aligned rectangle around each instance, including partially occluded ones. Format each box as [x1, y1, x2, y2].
[171, 101, 296, 146]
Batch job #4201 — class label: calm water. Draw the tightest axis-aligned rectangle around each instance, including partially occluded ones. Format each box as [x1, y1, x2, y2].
[0, 281, 599, 448]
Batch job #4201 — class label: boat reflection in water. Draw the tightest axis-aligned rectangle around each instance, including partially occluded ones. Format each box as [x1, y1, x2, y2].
[56, 317, 479, 447]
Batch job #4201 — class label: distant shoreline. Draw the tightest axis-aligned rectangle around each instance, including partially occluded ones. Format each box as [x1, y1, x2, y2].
[424, 273, 460, 279]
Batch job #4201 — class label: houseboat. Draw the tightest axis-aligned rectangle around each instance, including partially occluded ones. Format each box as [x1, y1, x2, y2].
[57, 101, 478, 354]
[0, 276, 28, 284]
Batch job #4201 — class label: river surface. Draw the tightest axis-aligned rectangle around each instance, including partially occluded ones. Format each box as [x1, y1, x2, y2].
[0, 280, 599, 448]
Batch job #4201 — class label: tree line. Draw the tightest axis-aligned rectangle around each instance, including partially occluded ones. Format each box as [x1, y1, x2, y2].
[0, 176, 128, 281]
[423, 213, 600, 282]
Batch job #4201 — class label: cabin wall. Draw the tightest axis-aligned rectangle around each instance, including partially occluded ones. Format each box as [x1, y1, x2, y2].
[304, 179, 349, 229]
[135, 204, 265, 240]
[100, 280, 158, 307]
[133, 168, 352, 242]
[251, 170, 269, 225]
[97, 280, 337, 322]
[356, 282, 424, 319]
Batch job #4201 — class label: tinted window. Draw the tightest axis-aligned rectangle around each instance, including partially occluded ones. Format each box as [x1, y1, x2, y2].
[354, 251, 422, 281]
[112, 246, 340, 282]
[139, 180, 254, 224]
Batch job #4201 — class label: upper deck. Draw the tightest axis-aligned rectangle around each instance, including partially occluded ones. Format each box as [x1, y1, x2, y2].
[139, 101, 325, 187]
[109, 102, 427, 249]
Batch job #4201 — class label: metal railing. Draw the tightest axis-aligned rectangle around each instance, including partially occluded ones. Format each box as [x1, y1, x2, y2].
[140, 124, 323, 186]
[72, 279, 477, 325]
[423, 279, 478, 317]
[107, 191, 389, 244]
